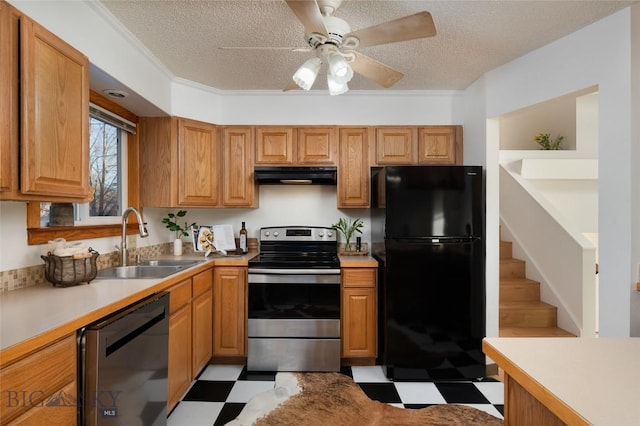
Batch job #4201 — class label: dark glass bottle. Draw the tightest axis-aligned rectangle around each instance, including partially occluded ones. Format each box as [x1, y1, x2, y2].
[239, 222, 248, 253]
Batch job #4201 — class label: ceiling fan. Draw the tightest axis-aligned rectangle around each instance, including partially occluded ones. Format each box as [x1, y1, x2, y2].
[281, 0, 437, 95]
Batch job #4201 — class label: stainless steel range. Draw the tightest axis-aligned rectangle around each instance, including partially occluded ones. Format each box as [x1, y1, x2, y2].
[247, 226, 341, 372]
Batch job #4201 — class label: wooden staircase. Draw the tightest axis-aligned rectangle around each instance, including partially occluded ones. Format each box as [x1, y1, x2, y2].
[499, 240, 575, 337]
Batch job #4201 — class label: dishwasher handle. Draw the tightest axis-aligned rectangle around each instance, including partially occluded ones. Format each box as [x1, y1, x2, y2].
[106, 306, 166, 357]
[87, 292, 169, 358]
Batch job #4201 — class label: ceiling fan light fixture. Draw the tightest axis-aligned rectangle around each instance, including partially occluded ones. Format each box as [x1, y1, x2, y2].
[327, 72, 348, 96]
[293, 57, 322, 90]
[328, 52, 353, 84]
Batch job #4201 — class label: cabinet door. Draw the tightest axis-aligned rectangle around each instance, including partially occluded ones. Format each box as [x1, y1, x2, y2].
[0, 335, 77, 425]
[177, 118, 220, 206]
[213, 267, 247, 357]
[342, 287, 377, 358]
[255, 127, 294, 164]
[337, 128, 369, 208]
[168, 305, 192, 411]
[0, 2, 19, 194]
[297, 127, 337, 165]
[139, 117, 175, 207]
[192, 269, 213, 375]
[222, 127, 256, 207]
[20, 16, 89, 198]
[418, 126, 461, 165]
[375, 127, 416, 165]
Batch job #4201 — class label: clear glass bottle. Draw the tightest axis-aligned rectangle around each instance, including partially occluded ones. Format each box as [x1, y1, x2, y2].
[239, 221, 248, 253]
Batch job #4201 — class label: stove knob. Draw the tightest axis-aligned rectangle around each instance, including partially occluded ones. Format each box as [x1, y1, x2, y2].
[318, 231, 324, 237]
[327, 231, 333, 237]
[273, 231, 279, 237]
[264, 231, 270, 237]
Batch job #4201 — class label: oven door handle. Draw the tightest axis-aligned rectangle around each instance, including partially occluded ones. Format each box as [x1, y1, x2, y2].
[248, 268, 341, 275]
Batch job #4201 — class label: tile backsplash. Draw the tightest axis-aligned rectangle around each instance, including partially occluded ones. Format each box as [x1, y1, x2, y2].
[0, 242, 194, 292]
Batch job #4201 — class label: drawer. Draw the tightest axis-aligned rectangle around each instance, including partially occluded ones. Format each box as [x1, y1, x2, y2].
[169, 278, 192, 314]
[342, 268, 377, 287]
[0, 334, 76, 424]
[192, 269, 213, 297]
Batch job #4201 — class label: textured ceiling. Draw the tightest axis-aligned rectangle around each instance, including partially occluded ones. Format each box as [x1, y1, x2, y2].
[96, 0, 637, 93]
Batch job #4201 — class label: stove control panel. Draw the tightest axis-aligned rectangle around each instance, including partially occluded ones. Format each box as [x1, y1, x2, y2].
[259, 226, 337, 242]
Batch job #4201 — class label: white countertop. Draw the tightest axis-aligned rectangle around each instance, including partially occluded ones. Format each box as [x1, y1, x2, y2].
[483, 337, 640, 426]
[0, 275, 161, 351]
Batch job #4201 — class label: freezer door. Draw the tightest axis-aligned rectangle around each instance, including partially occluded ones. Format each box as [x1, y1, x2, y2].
[382, 238, 485, 380]
[384, 165, 484, 239]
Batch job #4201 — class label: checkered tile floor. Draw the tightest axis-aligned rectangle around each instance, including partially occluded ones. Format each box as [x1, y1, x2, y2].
[168, 365, 504, 425]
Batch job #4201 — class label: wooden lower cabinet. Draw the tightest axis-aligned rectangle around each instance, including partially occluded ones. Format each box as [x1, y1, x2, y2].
[341, 268, 377, 361]
[213, 266, 247, 358]
[167, 268, 214, 412]
[0, 334, 77, 425]
[192, 269, 213, 375]
[167, 279, 193, 411]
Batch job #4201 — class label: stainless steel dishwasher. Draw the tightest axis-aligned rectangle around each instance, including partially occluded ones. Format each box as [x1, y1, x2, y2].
[79, 292, 169, 426]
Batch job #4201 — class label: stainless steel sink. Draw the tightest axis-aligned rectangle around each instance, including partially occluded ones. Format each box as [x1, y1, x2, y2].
[137, 259, 201, 267]
[96, 259, 202, 279]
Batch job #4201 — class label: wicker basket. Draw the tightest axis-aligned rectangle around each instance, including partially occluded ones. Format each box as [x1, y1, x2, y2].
[41, 249, 99, 287]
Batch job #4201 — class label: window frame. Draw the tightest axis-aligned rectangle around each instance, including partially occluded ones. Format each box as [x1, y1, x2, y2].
[26, 90, 141, 245]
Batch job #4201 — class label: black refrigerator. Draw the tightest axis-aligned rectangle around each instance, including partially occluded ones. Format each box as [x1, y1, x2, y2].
[371, 165, 486, 381]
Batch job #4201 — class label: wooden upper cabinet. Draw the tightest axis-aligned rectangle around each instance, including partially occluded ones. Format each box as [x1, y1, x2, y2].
[139, 117, 220, 207]
[418, 126, 462, 164]
[255, 126, 337, 165]
[222, 126, 257, 207]
[297, 127, 337, 165]
[337, 127, 369, 208]
[0, 4, 89, 201]
[375, 127, 417, 165]
[0, 2, 18, 194]
[177, 118, 220, 206]
[21, 15, 89, 198]
[255, 126, 295, 164]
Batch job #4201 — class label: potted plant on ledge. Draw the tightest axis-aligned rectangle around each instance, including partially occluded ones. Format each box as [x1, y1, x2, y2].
[162, 210, 196, 256]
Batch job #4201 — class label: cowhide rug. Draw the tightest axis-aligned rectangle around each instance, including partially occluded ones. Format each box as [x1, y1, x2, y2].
[227, 372, 503, 426]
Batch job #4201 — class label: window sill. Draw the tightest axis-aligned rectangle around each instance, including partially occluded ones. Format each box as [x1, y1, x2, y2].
[28, 223, 141, 245]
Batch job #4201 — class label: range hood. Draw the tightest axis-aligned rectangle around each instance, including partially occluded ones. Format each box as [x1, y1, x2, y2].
[254, 166, 337, 185]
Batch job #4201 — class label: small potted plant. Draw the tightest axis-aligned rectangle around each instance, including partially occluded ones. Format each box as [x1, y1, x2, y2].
[331, 217, 364, 253]
[534, 132, 564, 150]
[162, 210, 196, 256]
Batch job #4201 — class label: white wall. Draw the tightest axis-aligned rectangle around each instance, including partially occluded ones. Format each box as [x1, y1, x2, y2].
[477, 7, 638, 336]
[172, 79, 465, 126]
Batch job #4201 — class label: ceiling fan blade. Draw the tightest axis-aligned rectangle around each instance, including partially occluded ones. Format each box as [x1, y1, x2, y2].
[218, 46, 313, 52]
[345, 11, 436, 48]
[285, 0, 328, 37]
[219, 46, 312, 52]
[349, 51, 404, 88]
[283, 80, 300, 92]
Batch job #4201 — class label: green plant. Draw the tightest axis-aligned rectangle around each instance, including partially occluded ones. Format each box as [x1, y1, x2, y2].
[162, 210, 196, 239]
[534, 132, 564, 150]
[331, 217, 364, 251]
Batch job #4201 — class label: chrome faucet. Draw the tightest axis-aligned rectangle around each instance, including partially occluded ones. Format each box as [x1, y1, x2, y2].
[120, 207, 149, 266]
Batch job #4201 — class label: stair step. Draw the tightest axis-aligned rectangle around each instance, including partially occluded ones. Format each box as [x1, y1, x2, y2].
[499, 301, 557, 327]
[499, 327, 576, 337]
[500, 278, 540, 303]
[499, 241, 512, 259]
[500, 258, 525, 279]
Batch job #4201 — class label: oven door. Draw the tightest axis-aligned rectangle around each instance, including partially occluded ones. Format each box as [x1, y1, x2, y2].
[248, 272, 341, 321]
[247, 270, 341, 371]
